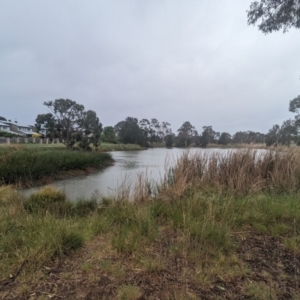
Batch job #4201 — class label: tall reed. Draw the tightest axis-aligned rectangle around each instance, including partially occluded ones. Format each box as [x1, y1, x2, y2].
[161, 147, 300, 197]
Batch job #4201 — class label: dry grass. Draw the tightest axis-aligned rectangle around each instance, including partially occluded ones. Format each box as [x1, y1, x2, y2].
[160, 147, 300, 197]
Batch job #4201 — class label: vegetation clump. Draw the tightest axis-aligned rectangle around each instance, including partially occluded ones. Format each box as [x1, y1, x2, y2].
[164, 147, 300, 196]
[0, 147, 113, 186]
[23, 186, 71, 216]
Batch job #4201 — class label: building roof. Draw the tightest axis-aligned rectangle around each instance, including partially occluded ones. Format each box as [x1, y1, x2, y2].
[1, 121, 34, 128]
[0, 121, 9, 127]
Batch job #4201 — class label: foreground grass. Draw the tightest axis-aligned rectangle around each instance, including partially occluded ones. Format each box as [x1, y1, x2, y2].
[1, 148, 300, 299]
[0, 146, 113, 186]
[1, 186, 300, 299]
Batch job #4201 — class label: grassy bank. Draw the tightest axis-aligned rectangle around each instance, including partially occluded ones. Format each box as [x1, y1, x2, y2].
[0, 142, 145, 152]
[0, 146, 113, 187]
[98, 142, 145, 151]
[1, 148, 300, 299]
[207, 142, 267, 149]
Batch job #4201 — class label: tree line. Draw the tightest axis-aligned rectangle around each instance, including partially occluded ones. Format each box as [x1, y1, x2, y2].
[28, 95, 298, 150]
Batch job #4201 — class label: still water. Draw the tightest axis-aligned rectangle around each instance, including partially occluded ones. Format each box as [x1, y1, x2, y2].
[23, 148, 232, 201]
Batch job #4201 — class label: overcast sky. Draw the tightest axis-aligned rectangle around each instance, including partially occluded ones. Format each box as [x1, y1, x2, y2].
[0, 0, 299, 135]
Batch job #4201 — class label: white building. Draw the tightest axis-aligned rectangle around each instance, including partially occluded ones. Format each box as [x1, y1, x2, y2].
[0, 121, 19, 135]
[1, 121, 38, 137]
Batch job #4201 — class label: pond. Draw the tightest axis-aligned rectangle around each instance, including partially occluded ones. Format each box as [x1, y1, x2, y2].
[22, 148, 233, 201]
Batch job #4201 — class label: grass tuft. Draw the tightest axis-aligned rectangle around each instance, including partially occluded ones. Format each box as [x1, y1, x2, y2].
[117, 285, 142, 300]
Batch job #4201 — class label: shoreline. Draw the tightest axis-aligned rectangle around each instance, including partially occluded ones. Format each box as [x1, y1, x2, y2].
[12, 164, 114, 190]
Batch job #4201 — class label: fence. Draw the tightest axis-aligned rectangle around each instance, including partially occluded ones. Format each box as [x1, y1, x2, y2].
[0, 137, 61, 145]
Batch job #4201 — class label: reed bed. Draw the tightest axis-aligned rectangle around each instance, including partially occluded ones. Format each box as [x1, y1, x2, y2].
[162, 147, 300, 196]
[0, 147, 113, 186]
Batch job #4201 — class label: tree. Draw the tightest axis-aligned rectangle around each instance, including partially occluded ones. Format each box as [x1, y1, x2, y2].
[289, 95, 300, 124]
[35, 113, 58, 139]
[265, 119, 297, 146]
[176, 121, 198, 147]
[43, 99, 85, 148]
[139, 119, 151, 141]
[161, 121, 172, 139]
[266, 124, 280, 146]
[232, 131, 248, 144]
[0, 116, 7, 121]
[165, 134, 175, 148]
[114, 117, 145, 146]
[139, 118, 172, 145]
[247, 0, 300, 34]
[149, 118, 161, 143]
[218, 132, 232, 145]
[102, 126, 117, 143]
[199, 126, 216, 148]
[83, 110, 103, 148]
[232, 131, 265, 144]
[39, 99, 102, 149]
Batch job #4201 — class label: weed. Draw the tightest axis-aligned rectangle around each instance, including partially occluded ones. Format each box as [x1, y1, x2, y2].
[244, 281, 279, 299]
[112, 225, 143, 253]
[117, 285, 142, 300]
[99, 261, 125, 279]
[139, 256, 166, 274]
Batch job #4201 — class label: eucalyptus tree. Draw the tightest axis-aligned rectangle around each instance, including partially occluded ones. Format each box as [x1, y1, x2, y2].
[37, 99, 102, 149]
[265, 119, 297, 146]
[165, 133, 175, 148]
[176, 121, 198, 147]
[247, 0, 300, 34]
[289, 95, 300, 126]
[114, 117, 145, 146]
[200, 126, 216, 148]
[218, 132, 232, 145]
[35, 113, 58, 140]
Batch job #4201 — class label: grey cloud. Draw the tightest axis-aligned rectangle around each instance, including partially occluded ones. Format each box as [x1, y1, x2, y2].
[0, 0, 299, 134]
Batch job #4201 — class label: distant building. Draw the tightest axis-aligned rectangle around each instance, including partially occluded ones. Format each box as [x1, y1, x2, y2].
[1, 121, 38, 137]
[0, 121, 19, 135]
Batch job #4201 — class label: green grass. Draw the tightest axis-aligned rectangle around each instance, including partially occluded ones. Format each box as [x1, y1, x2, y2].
[117, 285, 142, 300]
[0, 142, 145, 151]
[0, 146, 113, 185]
[99, 142, 145, 151]
[0, 186, 105, 280]
[2, 185, 300, 281]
